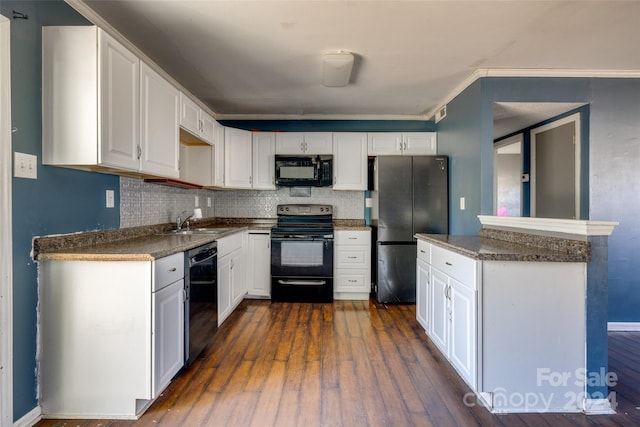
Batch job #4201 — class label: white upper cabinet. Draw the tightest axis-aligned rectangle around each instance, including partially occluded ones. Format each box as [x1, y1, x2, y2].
[179, 92, 215, 145]
[42, 26, 183, 179]
[224, 127, 253, 189]
[275, 132, 333, 154]
[43, 26, 140, 171]
[140, 62, 179, 178]
[367, 132, 436, 156]
[252, 132, 276, 190]
[332, 132, 368, 190]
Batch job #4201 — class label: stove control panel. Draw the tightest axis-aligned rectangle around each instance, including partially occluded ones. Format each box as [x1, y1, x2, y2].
[277, 204, 333, 216]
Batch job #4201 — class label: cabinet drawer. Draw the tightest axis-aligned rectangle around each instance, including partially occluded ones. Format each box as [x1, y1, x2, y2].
[431, 245, 476, 289]
[336, 247, 369, 269]
[154, 252, 184, 291]
[417, 240, 431, 262]
[218, 231, 244, 257]
[335, 230, 371, 245]
[335, 271, 369, 292]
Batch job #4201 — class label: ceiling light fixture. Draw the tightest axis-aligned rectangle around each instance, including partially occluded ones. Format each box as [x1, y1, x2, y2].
[322, 51, 354, 87]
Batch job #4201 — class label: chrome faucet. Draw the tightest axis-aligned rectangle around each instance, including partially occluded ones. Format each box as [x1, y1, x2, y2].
[176, 211, 194, 230]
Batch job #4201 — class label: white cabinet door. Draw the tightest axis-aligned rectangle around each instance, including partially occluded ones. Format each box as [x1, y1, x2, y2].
[224, 127, 253, 189]
[231, 250, 247, 306]
[303, 132, 333, 154]
[212, 121, 225, 187]
[98, 29, 140, 171]
[275, 132, 333, 154]
[429, 267, 449, 354]
[332, 132, 367, 190]
[252, 132, 276, 189]
[275, 132, 306, 154]
[179, 93, 200, 136]
[247, 232, 271, 298]
[200, 111, 216, 144]
[218, 253, 232, 326]
[449, 278, 477, 389]
[140, 62, 179, 178]
[402, 132, 437, 155]
[416, 258, 430, 332]
[367, 133, 402, 155]
[152, 279, 184, 398]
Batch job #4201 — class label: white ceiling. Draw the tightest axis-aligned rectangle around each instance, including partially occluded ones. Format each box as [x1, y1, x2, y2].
[77, 0, 640, 126]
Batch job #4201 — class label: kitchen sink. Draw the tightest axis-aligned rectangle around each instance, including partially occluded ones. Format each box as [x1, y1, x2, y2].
[163, 227, 236, 235]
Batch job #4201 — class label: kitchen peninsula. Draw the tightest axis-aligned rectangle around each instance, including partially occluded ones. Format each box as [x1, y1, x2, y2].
[415, 215, 618, 414]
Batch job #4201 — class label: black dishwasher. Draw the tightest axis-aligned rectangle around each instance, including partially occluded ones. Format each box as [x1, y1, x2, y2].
[185, 242, 217, 366]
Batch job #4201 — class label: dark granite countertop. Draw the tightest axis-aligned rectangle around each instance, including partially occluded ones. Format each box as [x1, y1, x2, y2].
[414, 233, 590, 262]
[36, 226, 248, 262]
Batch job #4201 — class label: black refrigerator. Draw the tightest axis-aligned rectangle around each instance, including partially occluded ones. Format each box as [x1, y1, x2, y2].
[375, 156, 449, 303]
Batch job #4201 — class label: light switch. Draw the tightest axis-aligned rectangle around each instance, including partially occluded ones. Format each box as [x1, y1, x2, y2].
[106, 190, 115, 208]
[460, 197, 466, 210]
[14, 152, 37, 179]
[195, 195, 200, 207]
[207, 197, 211, 207]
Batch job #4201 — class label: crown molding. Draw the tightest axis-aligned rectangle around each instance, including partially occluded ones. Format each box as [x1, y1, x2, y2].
[425, 68, 640, 120]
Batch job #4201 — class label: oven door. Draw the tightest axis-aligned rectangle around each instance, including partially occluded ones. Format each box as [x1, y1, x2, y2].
[271, 234, 333, 278]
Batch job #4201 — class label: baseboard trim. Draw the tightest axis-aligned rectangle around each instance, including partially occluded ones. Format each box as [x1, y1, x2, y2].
[608, 322, 640, 331]
[13, 406, 41, 427]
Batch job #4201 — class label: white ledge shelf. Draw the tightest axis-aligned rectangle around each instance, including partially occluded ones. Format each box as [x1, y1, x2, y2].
[478, 215, 618, 237]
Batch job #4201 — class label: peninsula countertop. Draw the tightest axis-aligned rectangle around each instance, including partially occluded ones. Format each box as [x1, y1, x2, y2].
[414, 233, 590, 263]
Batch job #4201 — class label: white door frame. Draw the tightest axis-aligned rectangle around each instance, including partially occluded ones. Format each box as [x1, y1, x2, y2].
[530, 113, 581, 219]
[493, 133, 523, 216]
[0, 12, 13, 427]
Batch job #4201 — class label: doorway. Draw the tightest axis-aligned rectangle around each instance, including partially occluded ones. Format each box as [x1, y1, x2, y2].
[493, 134, 522, 217]
[531, 113, 580, 219]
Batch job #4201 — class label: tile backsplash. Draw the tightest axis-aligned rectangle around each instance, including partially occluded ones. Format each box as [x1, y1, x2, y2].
[120, 177, 364, 228]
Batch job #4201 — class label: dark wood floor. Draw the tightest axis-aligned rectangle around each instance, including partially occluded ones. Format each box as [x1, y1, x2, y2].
[37, 299, 640, 427]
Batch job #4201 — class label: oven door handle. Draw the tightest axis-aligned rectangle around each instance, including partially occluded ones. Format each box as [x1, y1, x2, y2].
[277, 279, 327, 286]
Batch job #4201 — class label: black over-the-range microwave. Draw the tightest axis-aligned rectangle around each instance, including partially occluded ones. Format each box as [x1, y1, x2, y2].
[275, 155, 333, 187]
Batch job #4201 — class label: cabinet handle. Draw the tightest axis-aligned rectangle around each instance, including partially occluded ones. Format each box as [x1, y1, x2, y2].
[348, 279, 357, 283]
[168, 267, 177, 272]
[347, 256, 358, 259]
[349, 237, 357, 240]
[230, 259, 234, 269]
[137, 145, 142, 160]
[445, 261, 452, 266]
[420, 249, 426, 253]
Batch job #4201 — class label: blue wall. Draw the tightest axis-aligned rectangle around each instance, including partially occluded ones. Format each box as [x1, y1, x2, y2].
[438, 76, 640, 323]
[1, 1, 120, 420]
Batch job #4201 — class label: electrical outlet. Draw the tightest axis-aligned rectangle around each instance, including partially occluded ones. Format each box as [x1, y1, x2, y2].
[14, 152, 37, 179]
[207, 197, 211, 207]
[195, 195, 200, 207]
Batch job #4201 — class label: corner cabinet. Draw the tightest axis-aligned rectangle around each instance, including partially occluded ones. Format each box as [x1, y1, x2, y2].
[334, 229, 371, 300]
[332, 133, 368, 190]
[40, 253, 185, 419]
[42, 26, 180, 179]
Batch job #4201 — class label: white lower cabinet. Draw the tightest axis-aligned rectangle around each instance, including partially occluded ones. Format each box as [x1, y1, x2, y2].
[217, 232, 247, 325]
[246, 231, 271, 298]
[416, 239, 590, 413]
[40, 252, 184, 419]
[334, 229, 371, 300]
